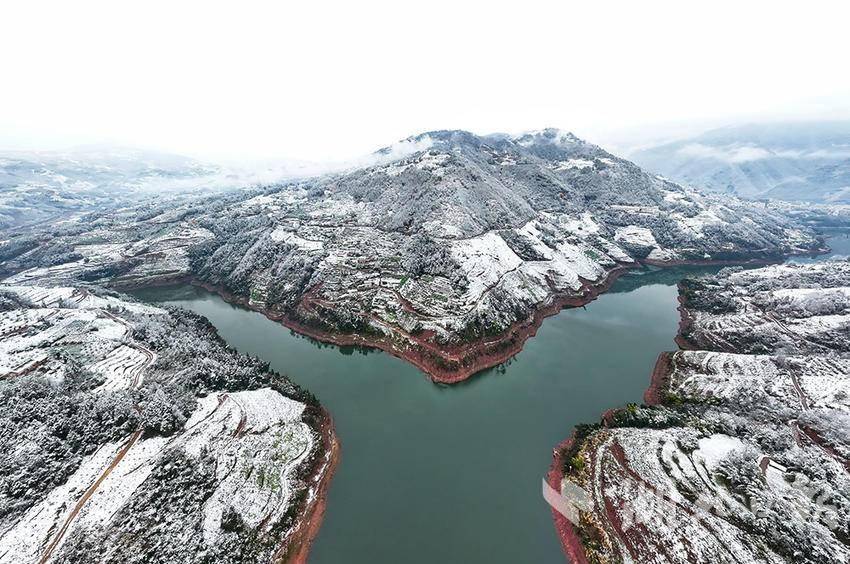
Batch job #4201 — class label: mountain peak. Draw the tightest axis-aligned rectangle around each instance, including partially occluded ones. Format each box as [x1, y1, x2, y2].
[512, 128, 584, 147]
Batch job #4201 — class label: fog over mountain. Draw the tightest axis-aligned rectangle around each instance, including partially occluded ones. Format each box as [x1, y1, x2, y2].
[0, 148, 228, 230]
[630, 121, 850, 203]
[0, 138, 469, 231]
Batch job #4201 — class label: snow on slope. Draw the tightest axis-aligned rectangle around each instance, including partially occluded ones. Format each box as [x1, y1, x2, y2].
[0, 439, 128, 563]
[0, 387, 312, 563]
[558, 262, 850, 564]
[0, 128, 827, 382]
[181, 388, 312, 546]
[451, 232, 523, 305]
[0, 286, 322, 564]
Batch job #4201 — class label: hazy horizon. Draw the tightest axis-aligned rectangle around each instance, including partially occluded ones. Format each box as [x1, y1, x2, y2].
[2, 1, 849, 163]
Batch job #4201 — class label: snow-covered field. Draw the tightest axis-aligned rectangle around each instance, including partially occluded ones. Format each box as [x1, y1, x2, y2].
[666, 350, 850, 414]
[589, 428, 790, 563]
[181, 389, 312, 546]
[0, 438, 129, 563]
[2, 223, 213, 288]
[0, 286, 161, 389]
[684, 261, 850, 355]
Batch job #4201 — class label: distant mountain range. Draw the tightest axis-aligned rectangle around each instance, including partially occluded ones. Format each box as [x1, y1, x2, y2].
[0, 147, 226, 229]
[630, 121, 850, 203]
[0, 147, 345, 230]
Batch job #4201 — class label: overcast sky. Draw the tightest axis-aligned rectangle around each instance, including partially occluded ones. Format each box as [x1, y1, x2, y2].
[1, 1, 848, 162]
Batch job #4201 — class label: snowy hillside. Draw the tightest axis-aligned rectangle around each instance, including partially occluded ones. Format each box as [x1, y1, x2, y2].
[552, 261, 850, 564]
[680, 260, 850, 354]
[0, 285, 333, 564]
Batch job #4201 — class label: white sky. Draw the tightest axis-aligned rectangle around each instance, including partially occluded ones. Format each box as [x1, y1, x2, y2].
[1, 0, 848, 162]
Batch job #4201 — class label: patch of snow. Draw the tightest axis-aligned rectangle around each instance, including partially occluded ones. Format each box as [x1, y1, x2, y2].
[553, 158, 593, 171]
[0, 440, 125, 562]
[614, 226, 657, 248]
[559, 212, 601, 235]
[269, 226, 324, 251]
[694, 434, 746, 471]
[179, 389, 311, 546]
[450, 232, 523, 304]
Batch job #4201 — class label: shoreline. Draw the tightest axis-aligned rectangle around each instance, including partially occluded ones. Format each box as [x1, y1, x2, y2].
[276, 407, 340, 564]
[673, 291, 698, 350]
[546, 434, 590, 564]
[118, 251, 818, 386]
[118, 266, 634, 384]
[543, 249, 826, 563]
[546, 352, 681, 561]
[644, 351, 674, 405]
[208, 266, 631, 385]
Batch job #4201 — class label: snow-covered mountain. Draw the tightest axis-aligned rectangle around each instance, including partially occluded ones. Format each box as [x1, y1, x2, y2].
[630, 121, 850, 203]
[1, 128, 828, 381]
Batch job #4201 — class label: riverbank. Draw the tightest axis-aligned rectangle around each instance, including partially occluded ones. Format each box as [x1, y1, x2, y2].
[644, 351, 674, 405]
[117, 266, 633, 383]
[117, 250, 819, 385]
[546, 433, 590, 564]
[277, 407, 340, 564]
[545, 249, 832, 563]
[545, 303, 698, 561]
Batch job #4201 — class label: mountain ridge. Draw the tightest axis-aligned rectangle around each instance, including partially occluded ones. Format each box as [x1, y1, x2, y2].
[0, 128, 832, 381]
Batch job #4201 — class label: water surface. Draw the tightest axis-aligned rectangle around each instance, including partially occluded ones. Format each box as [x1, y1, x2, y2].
[791, 230, 850, 263]
[131, 247, 839, 563]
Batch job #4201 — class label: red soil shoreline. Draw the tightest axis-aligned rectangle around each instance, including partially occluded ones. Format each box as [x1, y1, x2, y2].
[547, 344, 680, 561]
[644, 352, 674, 405]
[117, 249, 821, 386]
[283, 268, 633, 384]
[276, 407, 340, 564]
[546, 434, 590, 564]
[122, 264, 635, 384]
[673, 291, 698, 350]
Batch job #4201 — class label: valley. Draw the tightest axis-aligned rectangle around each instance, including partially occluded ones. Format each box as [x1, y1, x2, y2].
[132, 236, 848, 563]
[3, 4, 848, 562]
[132, 264, 721, 563]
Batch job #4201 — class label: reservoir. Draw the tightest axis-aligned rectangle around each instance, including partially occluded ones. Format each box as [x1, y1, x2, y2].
[132, 236, 846, 563]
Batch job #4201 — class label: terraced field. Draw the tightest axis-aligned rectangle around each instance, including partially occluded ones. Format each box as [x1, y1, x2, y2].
[681, 262, 850, 355]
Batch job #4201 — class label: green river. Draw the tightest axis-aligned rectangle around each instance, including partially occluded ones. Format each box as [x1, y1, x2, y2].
[132, 233, 848, 563]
